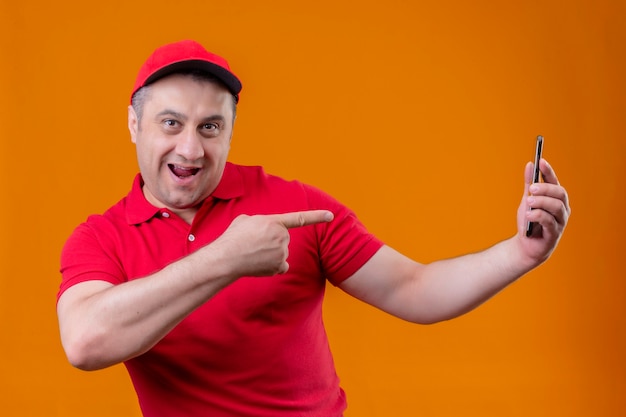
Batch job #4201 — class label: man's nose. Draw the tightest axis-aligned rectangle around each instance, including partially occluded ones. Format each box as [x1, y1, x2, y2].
[175, 129, 205, 161]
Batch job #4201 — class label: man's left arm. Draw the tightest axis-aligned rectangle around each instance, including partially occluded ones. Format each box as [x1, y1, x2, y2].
[339, 159, 570, 324]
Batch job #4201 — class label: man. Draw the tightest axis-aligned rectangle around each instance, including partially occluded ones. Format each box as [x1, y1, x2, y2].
[57, 40, 570, 417]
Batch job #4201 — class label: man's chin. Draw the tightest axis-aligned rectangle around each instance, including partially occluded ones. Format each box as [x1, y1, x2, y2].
[166, 197, 204, 211]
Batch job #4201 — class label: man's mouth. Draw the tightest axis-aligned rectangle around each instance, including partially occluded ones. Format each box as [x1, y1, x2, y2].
[168, 164, 200, 178]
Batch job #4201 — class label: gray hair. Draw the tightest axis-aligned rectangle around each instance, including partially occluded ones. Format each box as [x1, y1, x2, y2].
[131, 70, 238, 124]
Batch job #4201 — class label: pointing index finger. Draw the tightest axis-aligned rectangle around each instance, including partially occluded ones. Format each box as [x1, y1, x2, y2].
[273, 210, 334, 229]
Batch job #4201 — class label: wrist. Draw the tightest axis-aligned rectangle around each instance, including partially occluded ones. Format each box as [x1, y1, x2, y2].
[183, 242, 238, 290]
[503, 235, 543, 276]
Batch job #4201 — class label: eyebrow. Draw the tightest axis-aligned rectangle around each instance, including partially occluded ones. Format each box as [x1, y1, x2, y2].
[200, 115, 227, 124]
[155, 109, 226, 124]
[155, 109, 187, 121]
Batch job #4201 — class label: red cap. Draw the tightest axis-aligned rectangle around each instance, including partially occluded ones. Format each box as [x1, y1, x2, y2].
[130, 40, 242, 103]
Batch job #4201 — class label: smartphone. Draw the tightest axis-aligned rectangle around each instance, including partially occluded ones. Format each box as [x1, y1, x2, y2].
[525, 135, 544, 237]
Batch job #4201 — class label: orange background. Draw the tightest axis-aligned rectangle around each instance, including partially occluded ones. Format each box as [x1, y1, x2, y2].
[1, 0, 624, 415]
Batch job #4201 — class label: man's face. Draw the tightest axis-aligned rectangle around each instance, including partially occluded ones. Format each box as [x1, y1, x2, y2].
[128, 74, 235, 219]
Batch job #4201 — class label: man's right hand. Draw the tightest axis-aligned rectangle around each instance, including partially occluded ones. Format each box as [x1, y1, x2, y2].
[211, 210, 334, 277]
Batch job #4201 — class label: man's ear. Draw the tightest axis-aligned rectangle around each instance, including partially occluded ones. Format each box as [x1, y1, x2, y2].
[128, 105, 138, 144]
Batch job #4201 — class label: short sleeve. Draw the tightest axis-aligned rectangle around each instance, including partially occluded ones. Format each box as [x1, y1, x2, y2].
[58, 217, 126, 300]
[304, 184, 384, 285]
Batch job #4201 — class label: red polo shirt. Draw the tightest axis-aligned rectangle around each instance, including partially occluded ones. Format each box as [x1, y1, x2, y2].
[59, 163, 383, 417]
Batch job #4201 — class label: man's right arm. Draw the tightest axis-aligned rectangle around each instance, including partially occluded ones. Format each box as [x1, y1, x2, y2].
[57, 210, 333, 371]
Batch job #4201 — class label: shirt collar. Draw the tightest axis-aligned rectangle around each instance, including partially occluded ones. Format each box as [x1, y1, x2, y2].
[125, 162, 244, 225]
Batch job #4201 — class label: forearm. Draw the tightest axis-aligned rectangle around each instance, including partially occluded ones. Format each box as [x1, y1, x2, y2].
[342, 238, 539, 325]
[58, 245, 234, 370]
[407, 235, 536, 323]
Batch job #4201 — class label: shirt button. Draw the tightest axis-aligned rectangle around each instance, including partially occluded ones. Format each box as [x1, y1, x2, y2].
[188, 234, 195, 242]
[162, 212, 170, 218]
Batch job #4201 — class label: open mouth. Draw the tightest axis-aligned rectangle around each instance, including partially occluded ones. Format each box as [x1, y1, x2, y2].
[168, 164, 200, 179]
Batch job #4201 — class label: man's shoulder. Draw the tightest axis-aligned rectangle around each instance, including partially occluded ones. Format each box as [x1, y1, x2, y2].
[227, 162, 312, 190]
[226, 162, 341, 213]
[228, 162, 282, 181]
[71, 198, 129, 240]
[73, 179, 139, 235]
[224, 162, 305, 195]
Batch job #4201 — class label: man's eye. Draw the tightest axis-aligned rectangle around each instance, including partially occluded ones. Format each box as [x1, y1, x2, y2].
[164, 119, 178, 127]
[202, 123, 217, 130]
